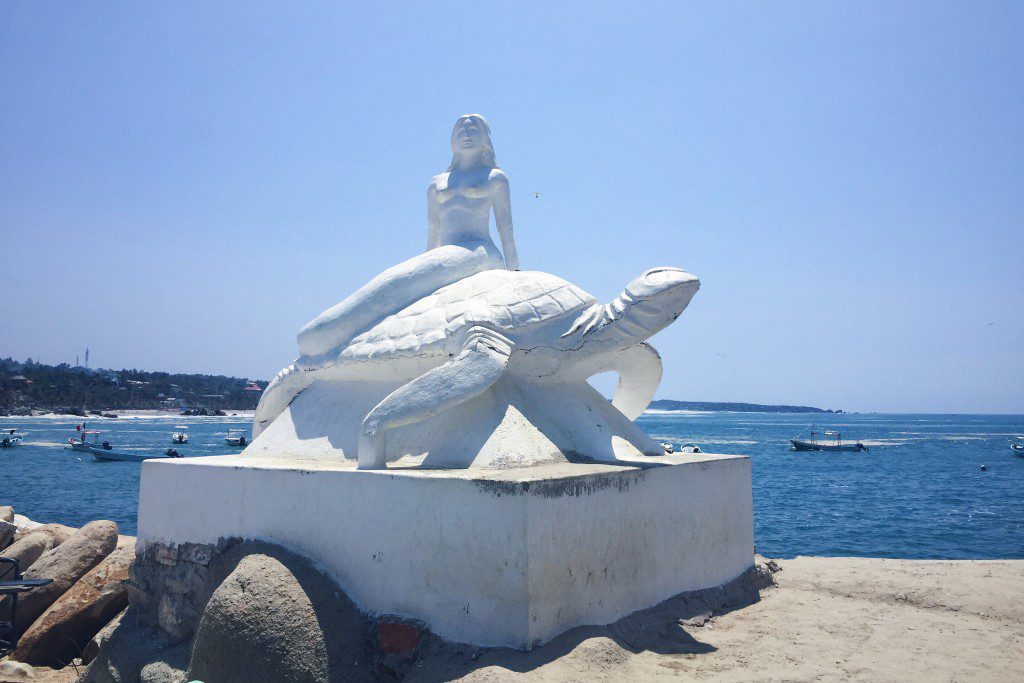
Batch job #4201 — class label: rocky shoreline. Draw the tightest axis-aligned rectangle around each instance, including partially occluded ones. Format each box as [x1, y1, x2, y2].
[2, 506, 776, 682]
[1, 508, 134, 681]
[4, 507, 1023, 682]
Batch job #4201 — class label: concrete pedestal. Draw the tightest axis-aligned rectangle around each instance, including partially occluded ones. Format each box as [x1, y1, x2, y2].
[136, 453, 753, 649]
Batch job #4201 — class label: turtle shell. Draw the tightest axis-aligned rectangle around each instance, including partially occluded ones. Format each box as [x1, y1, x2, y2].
[342, 270, 595, 360]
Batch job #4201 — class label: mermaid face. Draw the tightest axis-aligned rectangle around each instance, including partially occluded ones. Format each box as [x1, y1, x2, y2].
[455, 117, 485, 150]
[446, 114, 497, 171]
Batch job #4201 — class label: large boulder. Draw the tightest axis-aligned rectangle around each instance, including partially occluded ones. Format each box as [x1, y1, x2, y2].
[187, 554, 331, 683]
[184, 545, 375, 682]
[14, 523, 76, 547]
[0, 531, 54, 574]
[12, 513, 41, 532]
[12, 520, 118, 633]
[12, 543, 133, 667]
[1, 506, 16, 551]
[79, 611, 191, 683]
[0, 523, 15, 552]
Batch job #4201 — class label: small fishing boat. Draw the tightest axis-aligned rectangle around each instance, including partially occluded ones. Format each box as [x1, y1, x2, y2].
[660, 442, 702, 454]
[791, 430, 867, 452]
[68, 430, 168, 462]
[225, 429, 248, 447]
[1, 428, 24, 448]
[1012, 438, 1024, 456]
[171, 427, 189, 444]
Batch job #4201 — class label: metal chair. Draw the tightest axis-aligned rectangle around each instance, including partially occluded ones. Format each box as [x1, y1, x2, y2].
[0, 557, 53, 656]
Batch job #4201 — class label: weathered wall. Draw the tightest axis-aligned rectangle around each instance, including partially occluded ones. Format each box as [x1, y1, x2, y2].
[136, 453, 753, 648]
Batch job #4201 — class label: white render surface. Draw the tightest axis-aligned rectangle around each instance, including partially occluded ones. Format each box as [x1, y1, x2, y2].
[137, 452, 754, 648]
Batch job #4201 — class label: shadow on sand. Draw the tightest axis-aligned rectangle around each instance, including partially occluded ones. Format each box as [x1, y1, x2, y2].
[404, 562, 777, 681]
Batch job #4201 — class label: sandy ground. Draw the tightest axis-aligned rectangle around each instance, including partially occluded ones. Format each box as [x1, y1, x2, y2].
[412, 557, 1024, 682]
[0, 663, 78, 682]
[3, 557, 1021, 682]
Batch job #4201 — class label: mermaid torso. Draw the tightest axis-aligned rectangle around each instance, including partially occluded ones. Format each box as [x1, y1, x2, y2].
[432, 171, 498, 247]
[296, 170, 507, 360]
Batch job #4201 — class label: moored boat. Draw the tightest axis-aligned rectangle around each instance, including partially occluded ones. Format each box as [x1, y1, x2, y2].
[791, 430, 867, 452]
[1, 428, 24, 448]
[171, 426, 189, 444]
[67, 429, 170, 462]
[225, 429, 248, 447]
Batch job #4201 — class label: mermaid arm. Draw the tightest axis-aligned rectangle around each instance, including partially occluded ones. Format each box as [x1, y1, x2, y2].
[427, 183, 441, 251]
[490, 170, 519, 270]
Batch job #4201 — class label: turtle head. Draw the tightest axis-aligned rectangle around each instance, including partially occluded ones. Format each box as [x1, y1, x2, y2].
[563, 267, 700, 342]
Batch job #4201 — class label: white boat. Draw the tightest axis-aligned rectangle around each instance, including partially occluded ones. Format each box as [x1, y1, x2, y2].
[171, 426, 189, 444]
[791, 429, 867, 452]
[1012, 438, 1024, 457]
[1, 428, 24, 448]
[659, 442, 702, 454]
[225, 429, 249, 447]
[67, 430, 168, 462]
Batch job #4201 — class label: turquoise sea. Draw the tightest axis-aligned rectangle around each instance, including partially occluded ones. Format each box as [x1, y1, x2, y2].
[1, 412, 1022, 559]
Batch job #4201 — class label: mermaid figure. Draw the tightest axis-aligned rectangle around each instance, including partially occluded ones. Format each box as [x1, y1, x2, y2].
[296, 114, 519, 363]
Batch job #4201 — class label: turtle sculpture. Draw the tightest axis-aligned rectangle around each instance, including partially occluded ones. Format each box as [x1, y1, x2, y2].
[254, 266, 700, 469]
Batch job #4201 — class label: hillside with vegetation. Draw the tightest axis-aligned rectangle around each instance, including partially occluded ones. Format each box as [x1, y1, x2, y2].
[649, 399, 842, 413]
[0, 357, 267, 415]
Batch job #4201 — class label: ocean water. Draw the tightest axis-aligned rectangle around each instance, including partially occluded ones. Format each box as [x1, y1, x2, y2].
[1, 412, 1022, 559]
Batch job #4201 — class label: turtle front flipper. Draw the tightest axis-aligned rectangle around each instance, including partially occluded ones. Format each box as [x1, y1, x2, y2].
[357, 326, 515, 469]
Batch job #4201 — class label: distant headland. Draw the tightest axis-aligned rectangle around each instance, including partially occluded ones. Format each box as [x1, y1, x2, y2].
[650, 400, 842, 414]
[1, 357, 841, 417]
[0, 357, 266, 416]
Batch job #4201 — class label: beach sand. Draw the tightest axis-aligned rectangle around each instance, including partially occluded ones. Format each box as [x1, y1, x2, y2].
[411, 557, 1024, 682]
[3, 557, 1022, 681]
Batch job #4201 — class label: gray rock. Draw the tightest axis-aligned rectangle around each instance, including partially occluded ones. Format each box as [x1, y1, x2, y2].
[12, 513, 40, 531]
[0, 519, 15, 550]
[0, 659, 35, 680]
[0, 505, 13, 523]
[79, 610, 190, 683]
[187, 554, 331, 683]
[140, 660, 188, 683]
[13, 520, 118, 633]
[186, 543, 374, 682]
[0, 531, 54, 574]
[14, 523, 76, 547]
[13, 544, 133, 667]
[83, 608, 125, 665]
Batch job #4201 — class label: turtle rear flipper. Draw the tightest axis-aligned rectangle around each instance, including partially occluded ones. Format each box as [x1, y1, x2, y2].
[253, 363, 314, 439]
[357, 326, 515, 469]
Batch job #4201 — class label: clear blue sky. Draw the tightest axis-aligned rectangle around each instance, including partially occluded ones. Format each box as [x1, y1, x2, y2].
[2, 2, 1022, 413]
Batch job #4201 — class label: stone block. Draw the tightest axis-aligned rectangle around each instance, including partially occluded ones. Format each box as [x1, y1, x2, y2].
[137, 452, 753, 649]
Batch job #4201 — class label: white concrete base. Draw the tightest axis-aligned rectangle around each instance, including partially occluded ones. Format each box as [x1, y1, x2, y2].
[137, 453, 753, 649]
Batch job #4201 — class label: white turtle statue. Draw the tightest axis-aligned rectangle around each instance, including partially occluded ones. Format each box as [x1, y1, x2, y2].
[254, 267, 699, 469]
[249, 115, 700, 469]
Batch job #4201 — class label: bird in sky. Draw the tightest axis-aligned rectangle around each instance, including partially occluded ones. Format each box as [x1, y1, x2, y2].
[531, 192, 543, 198]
